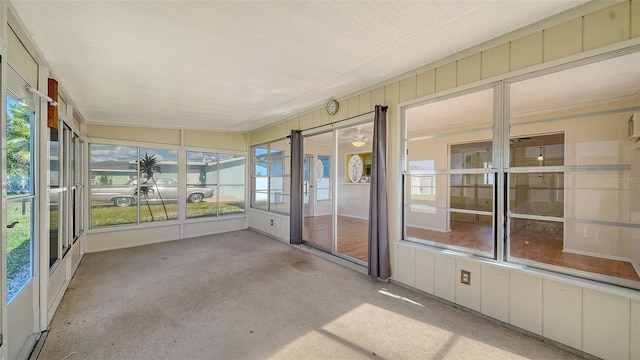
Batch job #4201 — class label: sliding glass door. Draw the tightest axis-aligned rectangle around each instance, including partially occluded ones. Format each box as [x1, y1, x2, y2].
[302, 121, 373, 264]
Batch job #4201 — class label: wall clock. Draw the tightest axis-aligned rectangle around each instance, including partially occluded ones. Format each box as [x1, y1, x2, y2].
[347, 154, 363, 183]
[326, 99, 339, 115]
[314, 159, 324, 182]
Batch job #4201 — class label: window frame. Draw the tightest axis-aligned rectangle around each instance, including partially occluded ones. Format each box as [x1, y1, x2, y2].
[400, 45, 640, 290]
[88, 139, 247, 230]
[250, 138, 291, 215]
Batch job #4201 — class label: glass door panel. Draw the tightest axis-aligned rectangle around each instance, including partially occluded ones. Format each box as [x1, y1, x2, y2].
[6, 89, 39, 360]
[6, 95, 36, 302]
[336, 124, 372, 262]
[302, 132, 333, 251]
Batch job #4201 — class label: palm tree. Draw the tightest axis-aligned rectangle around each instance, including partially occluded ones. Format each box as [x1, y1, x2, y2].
[6, 103, 32, 195]
[134, 153, 169, 220]
[6, 104, 31, 175]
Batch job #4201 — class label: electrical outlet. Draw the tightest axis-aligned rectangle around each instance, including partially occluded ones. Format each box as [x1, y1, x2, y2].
[270, 219, 274, 226]
[461, 270, 471, 285]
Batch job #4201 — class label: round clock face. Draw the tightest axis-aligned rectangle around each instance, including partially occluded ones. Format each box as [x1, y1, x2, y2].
[314, 159, 324, 181]
[348, 154, 363, 183]
[326, 99, 339, 115]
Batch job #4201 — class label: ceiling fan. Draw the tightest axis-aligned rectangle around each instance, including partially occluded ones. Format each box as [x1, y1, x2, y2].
[351, 127, 368, 147]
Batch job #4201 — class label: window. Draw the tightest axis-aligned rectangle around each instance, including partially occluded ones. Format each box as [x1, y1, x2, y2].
[90, 143, 246, 228]
[402, 49, 640, 290]
[403, 88, 495, 257]
[186, 151, 245, 218]
[506, 51, 640, 288]
[251, 139, 290, 214]
[89, 144, 138, 227]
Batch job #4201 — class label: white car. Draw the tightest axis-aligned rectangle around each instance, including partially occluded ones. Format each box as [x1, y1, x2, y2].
[91, 178, 213, 207]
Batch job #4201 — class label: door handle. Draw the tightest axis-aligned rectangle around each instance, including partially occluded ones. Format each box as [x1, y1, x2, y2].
[7, 221, 19, 229]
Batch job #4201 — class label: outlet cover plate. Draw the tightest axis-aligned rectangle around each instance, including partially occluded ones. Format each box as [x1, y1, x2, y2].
[461, 270, 471, 285]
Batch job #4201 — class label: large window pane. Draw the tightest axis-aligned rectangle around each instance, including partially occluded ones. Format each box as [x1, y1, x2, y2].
[251, 139, 290, 214]
[508, 51, 640, 286]
[186, 152, 245, 218]
[186, 151, 217, 218]
[219, 155, 245, 216]
[90, 144, 138, 227]
[403, 88, 495, 256]
[6, 95, 35, 302]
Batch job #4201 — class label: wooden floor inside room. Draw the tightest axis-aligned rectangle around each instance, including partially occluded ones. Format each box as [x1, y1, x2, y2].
[303, 215, 638, 281]
[303, 215, 368, 262]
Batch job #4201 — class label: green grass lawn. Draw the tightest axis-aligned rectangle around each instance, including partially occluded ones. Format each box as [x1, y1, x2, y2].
[7, 200, 33, 280]
[91, 201, 245, 227]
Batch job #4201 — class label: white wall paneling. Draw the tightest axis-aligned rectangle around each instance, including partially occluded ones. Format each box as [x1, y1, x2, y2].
[396, 244, 416, 287]
[509, 272, 543, 335]
[583, 289, 630, 359]
[247, 209, 290, 243]
[542, 279, 582, 351]
[480, 264, 509, 322]
[433, 252, 456, 302]
[415, 247, 435, 294]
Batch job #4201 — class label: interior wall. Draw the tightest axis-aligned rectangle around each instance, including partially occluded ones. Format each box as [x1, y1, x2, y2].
[248, 2, 640, 358]
[337, 142, 370, 219]
[184, 129, 246, 151]
[6, 25, 37, 86]
[87, 124, 181, 145]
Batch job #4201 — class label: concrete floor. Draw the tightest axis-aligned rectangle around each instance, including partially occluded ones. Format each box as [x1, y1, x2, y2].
[38, 229, 582, 359]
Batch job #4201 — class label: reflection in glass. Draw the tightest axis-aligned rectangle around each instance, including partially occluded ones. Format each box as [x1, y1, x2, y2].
[6, 96, 35, 303]
[89, 144, 138, 227]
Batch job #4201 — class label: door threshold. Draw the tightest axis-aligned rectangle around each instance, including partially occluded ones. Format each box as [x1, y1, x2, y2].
[297, 242, 367, 275]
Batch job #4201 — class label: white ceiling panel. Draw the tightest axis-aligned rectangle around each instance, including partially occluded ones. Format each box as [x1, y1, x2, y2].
[10, 0, 589, 132]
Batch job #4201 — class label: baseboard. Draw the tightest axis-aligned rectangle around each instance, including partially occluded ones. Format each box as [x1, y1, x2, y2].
[248, 226, 288, 243]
